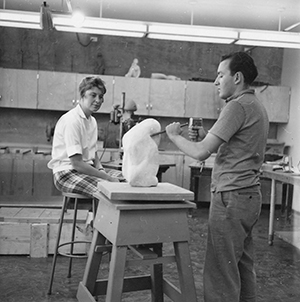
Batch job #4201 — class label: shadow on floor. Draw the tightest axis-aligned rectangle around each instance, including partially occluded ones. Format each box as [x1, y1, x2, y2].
[0, 208, 300, 302]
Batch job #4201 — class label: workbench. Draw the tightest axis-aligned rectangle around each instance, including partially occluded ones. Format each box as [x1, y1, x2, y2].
[77, 182, 197, 302]
[262, 170, 300, 245]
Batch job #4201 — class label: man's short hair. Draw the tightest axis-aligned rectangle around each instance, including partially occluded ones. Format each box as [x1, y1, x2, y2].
[79, 76, 107, 98]
[221, 52, 258, 85]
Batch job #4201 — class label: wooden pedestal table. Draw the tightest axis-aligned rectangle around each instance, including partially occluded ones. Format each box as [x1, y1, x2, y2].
[77, 182, 197, 302]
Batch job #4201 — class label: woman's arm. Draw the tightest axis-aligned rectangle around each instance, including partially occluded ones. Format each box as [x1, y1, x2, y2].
[70, 154, 119, 182]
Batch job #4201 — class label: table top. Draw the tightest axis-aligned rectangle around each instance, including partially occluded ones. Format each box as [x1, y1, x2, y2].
[97, 182, 194, 202]
[262, 170, 300, 186]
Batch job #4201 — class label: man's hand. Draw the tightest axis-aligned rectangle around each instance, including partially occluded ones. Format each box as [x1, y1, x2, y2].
[166, 122, 183, 138]
[188, 126, 199, 141]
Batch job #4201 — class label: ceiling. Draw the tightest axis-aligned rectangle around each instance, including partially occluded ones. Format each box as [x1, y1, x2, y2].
[1, 0, 300, 32]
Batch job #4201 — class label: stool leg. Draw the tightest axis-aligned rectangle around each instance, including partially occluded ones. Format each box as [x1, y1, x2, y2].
[47, 196, 68, 295]
[68, 197, 79, 278]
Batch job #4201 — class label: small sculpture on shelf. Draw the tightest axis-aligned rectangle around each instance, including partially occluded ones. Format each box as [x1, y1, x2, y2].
[125, 58, 141, 78]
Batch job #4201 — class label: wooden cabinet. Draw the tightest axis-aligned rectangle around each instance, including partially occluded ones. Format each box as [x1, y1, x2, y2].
[159, 152, 185, 187]
[113, 77, 186, 117]
[0, 68, 292, 123]
[185, 81, 221, 119]
[149, 79, 186, 117]
[0, 153, 60, 203]
[37, 70, 77, 111]
[0, 68, 37, 109]
[254, 86, 290, 123]
[113, 76, 150, 115]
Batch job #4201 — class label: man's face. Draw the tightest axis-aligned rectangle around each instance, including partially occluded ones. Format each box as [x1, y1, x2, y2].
[81, 87, 104, 115]
[214, 59, 236, 100]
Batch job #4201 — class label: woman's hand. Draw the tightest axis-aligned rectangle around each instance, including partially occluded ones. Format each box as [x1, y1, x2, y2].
[109, 176, 120, 182]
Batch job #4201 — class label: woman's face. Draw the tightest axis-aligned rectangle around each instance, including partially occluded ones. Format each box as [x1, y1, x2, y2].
[214, 59, 236, 100]
[80, 86, 104, 117]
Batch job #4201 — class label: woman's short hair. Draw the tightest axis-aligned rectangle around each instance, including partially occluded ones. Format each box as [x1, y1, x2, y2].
[221, 52, 258, 85]
[78, 76, 107, 98]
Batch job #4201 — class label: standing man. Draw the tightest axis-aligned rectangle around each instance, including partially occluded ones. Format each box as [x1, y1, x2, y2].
[48, 76, 119, 200]
[166, 52, 269, 302]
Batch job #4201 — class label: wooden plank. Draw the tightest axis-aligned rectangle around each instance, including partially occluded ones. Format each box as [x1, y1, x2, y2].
[30, 223, 48, 258]
[0, 207, 22, 219]
[0, 220, 92, 255]
[0, 222, 31, 254]
[48, 223, 92, 254]
[16, 208, 45, 218]
[0, 208, 88, 224]
[97, 182, 194, 201]
[128, 245, 158, 259]
[0, 197, 63, 208]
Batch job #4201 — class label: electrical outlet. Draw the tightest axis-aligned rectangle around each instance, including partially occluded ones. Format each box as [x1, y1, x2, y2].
[90, 37, 98, 42]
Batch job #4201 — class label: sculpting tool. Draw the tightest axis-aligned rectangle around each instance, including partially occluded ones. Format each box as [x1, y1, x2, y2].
[150, 122, 189, 137]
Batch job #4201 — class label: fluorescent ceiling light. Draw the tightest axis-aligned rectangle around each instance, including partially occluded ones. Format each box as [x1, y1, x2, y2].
[52, 14, 147, 38]
[236, 40, 300, 49]
[235, 29, 300, 49]
[1, 9, 300, 49]
[71, 10, 85, 28]
[0, 9, 42, 30]
[148, 23, 238, 44]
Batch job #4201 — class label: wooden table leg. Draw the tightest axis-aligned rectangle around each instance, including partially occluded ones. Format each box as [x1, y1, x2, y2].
[105, 245, 128, 302]
[150, 243, 163, 302]
[287, 184, 294, 224]
[268, 179, 276, 246]
[77, 230, 107, 302]
[173, 241, 197, 302]
[281, 183, 288, 217]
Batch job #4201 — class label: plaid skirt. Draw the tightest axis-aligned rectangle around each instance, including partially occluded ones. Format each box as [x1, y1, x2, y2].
[53, 169, 124, 199]
[53, 169, 101, 199]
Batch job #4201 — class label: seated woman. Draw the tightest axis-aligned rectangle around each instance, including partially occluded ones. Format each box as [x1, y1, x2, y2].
[48, 76, 119, 200]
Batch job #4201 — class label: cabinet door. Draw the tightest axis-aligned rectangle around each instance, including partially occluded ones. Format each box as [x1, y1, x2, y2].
[149, 79, 185, 117]
[159, 152, 185, 187]
[75, 74, 114, 113]
[185, 81, 220, 119]
[254, 86, 290, 123]
[0, 155, 34, 201]
[37, 70, 77, 111]
[0, 68, 37, 109]
[113, 76, 150, 115]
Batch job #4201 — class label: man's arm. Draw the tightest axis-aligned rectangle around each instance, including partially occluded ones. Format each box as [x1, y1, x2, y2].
[70, 154, 119, 182]
[166, 122, 224, 161]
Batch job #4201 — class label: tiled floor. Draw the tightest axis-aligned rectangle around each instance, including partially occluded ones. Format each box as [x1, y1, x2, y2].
[0, 207, 300, 302]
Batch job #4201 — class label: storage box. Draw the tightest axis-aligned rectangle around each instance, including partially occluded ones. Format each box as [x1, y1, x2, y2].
[0, 207, 92, 257]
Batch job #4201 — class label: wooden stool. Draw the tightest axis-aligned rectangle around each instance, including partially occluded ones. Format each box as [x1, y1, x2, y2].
[47, 192, 96, 295]
[77, 182, 197, 302]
